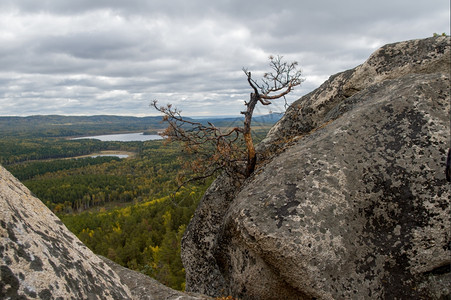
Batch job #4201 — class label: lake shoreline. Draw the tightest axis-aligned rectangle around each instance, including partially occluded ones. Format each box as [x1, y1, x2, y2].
[71, 132, 162, 142]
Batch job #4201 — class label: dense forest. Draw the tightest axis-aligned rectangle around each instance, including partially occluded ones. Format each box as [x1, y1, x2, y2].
[0, 137, 139, 165]
[0, 114, 275, 290]
[2, 136, 208, 289]
[61, 185, 209, 290]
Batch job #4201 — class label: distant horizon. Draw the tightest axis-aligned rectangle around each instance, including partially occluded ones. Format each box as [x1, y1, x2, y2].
[0, 112, 284, 119]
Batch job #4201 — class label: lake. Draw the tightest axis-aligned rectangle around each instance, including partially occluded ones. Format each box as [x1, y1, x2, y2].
[73, 132, 163, 142]
[90, 154, 130, 158]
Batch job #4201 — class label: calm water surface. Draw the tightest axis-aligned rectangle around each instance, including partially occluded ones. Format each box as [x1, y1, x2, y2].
[73, 132, 162, 142]
[90, 154, 130, 158]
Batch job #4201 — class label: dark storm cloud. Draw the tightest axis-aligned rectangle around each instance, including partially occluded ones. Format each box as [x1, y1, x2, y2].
[0, 0, 449, 116]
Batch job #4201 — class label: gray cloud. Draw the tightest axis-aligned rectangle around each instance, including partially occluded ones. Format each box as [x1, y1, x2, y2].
[0, 0, 449, 116]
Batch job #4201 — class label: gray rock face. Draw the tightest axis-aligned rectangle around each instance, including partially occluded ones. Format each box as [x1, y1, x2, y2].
[221, 73, 450, 299]
[182, 173, 243, 296]
[182, 36, 451, 299]
[260, 36, 450, 154]
[0, 165, 134, 299]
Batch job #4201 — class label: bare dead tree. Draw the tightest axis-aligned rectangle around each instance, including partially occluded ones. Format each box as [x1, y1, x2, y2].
[242, 55, 303, 175]
[152, 55, 303, 183]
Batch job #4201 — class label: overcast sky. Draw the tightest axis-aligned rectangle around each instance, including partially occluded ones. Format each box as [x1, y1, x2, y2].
[0, 0, 449, 117]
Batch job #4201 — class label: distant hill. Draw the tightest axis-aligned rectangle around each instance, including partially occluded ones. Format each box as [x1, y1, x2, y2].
[0, 113, 283, 138]
[0, 115, 165, 138]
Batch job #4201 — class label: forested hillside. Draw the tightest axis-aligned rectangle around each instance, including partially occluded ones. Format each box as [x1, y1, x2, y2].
[0, 115, 165, 137]
[61, 185, 209, 290]
[2, 137, 208, 289]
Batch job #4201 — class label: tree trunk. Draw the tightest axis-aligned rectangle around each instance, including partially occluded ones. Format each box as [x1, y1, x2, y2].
[243, 93, 258, 176]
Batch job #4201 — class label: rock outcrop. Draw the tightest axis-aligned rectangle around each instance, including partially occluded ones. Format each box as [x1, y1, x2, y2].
[182, 36, 451, 299]
[0, 165, 133, 299]
[261, 35, 450, 151]
[0, 165, 208, 300]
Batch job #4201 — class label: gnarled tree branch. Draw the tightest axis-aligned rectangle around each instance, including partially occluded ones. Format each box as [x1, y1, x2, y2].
[152, 55, 303, 185]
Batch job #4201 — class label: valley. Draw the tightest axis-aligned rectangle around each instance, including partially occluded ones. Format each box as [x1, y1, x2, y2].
[0, 114, 274, 290]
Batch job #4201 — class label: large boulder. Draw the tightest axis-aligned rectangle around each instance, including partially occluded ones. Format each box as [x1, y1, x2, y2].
[182, 36, 450, 299]
[219, 73, 450, 299]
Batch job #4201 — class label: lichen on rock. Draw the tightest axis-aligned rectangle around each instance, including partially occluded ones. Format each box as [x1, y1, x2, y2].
[0, 166, 134, 299]
[182, 36, 450, 299]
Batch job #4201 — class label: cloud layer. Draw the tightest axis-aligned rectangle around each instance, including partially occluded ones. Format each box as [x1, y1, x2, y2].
[0, 0, 449, 116]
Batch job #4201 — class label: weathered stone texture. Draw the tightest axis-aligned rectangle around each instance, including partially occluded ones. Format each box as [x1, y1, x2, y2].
[182, 36, 451, 299]
[0, 165, 133, 299]
[221, 73, 450, 299]
[260, 36, 450, 153]
[182, 172, 243, 296]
